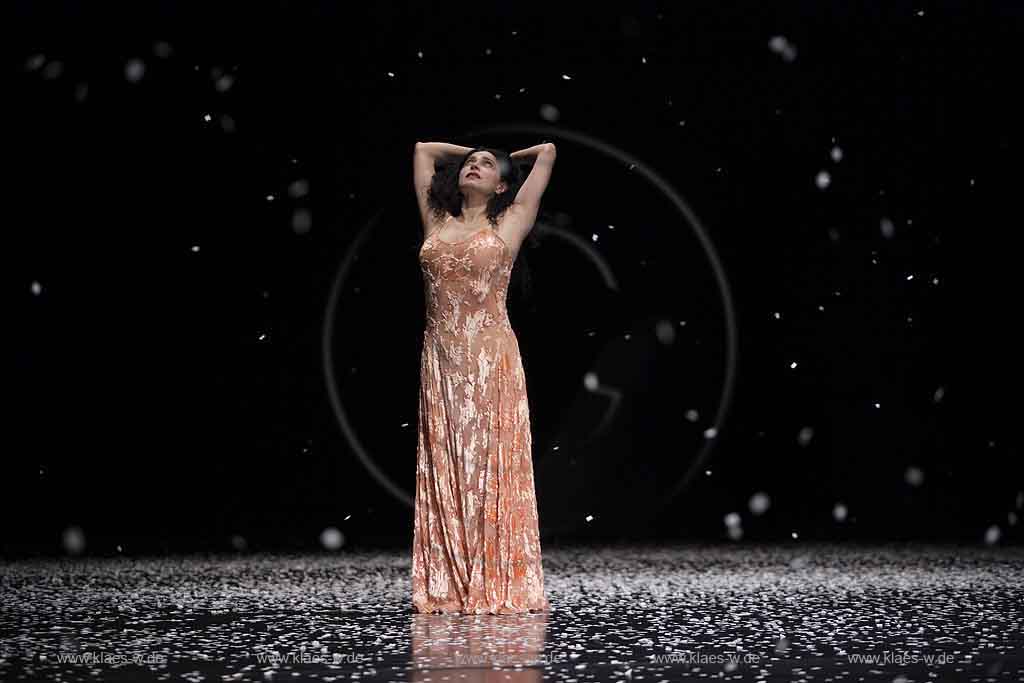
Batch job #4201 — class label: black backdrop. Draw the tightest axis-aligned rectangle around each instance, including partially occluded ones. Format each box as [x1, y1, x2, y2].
[6, 0, 1022, 555]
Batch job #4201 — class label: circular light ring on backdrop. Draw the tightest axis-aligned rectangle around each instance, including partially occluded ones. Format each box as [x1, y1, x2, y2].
[322, 124, 738, 512]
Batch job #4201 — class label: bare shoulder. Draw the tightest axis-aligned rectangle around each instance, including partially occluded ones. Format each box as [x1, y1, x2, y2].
[496, 203, 536, 254]
[421, 209, 450, 242]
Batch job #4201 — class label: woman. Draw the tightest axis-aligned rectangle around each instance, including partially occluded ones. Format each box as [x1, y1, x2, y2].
[410, 141, 557, 614]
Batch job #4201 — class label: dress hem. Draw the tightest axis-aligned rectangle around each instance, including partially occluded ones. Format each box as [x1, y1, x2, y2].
[411, 600, 551, 616]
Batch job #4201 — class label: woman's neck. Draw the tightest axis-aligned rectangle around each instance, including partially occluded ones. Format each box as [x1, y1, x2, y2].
[459, 205, 489, 225]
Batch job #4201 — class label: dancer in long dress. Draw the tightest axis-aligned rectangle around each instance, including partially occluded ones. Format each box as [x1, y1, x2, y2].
[410, 140, 557, 614]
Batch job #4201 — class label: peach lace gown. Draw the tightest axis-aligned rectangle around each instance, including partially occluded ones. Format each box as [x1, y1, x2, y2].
[411, 214, 550, 615]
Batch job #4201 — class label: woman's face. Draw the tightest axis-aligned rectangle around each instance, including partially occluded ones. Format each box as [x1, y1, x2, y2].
[459, 151, 506, 196]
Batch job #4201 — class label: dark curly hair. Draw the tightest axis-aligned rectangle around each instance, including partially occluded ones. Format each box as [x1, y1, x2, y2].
[424, 146, 543, 302]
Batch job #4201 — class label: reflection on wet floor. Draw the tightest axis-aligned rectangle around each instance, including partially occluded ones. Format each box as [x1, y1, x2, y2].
[411, 612, 547, 682]
[1, 544, 1022, 681]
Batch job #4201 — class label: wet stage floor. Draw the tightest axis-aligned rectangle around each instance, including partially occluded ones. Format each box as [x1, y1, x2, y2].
[1, 543, 1022, 682]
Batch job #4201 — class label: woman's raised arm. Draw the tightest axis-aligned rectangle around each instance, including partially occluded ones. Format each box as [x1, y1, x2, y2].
[416, 141, 474, 161]
[413, 142, 474, 231]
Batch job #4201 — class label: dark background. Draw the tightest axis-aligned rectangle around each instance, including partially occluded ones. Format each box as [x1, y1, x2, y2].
[6, 0, 1021, 555]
